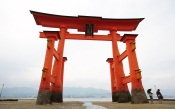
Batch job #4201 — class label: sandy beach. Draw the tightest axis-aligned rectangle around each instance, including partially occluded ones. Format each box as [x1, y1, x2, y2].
[93, 100, 175, 109]
[0, 99, 85, 109]
[0, 99, 175, 109]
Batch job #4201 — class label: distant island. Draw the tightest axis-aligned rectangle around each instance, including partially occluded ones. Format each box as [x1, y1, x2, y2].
[0, 87, 111, 98]
[1, 87, 174, 99]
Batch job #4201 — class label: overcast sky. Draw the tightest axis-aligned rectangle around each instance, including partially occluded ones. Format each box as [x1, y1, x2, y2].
[0, 0, 175, 93]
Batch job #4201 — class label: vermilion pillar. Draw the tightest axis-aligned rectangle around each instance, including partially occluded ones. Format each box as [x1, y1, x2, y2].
[121, 34, 148, 103]
[110, 30, 131, 102]
[50, 27, 67, 102]
[106, 58, 117, 101]
[60, 57, 67, 97]
[36, 31, 59, 104]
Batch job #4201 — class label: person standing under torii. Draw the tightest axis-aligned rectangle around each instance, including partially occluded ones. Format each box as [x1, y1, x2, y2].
[156, 89, 163, 104]
[147, 89, 153, 104]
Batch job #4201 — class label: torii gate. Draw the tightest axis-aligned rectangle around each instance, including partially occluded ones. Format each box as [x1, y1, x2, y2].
[30, 11, 148, 104]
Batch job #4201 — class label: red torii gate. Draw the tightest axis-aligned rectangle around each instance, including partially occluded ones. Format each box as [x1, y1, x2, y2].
[30, 11, 148, 104]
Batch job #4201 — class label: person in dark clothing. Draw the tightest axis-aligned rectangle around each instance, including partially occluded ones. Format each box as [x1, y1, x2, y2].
[156, 89, 163, 104]
[147, 89, 153, 104]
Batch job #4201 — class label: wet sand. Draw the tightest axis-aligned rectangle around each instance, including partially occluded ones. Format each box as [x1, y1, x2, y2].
[0, 99, 175, 109]
[93, 100, 175, 109]
[0, 99, 85, 109]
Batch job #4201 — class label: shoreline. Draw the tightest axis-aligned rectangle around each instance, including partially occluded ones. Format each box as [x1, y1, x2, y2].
[1, 98, 175, 102]
[0, 99, 175, 109]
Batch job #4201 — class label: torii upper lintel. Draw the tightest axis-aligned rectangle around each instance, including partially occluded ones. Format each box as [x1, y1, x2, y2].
[30, 10, 144, 32]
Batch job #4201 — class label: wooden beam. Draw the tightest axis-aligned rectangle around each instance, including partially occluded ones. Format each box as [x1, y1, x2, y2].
[118, 50, 128, 62]
[65, 34, 122, 41]
[39, 32, 46, 38]
[53, 49, 59, 60]
[122, 75, 131, 84]
[39, 31, 60, 40]
[50, 75, 56, 84]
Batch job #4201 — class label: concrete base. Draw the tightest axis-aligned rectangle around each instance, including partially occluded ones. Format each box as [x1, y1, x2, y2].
[50, 92, 63, 103]
[36, 90, 51, 105]
[131, 89, 148, 104]
[112, 91, 131, 103]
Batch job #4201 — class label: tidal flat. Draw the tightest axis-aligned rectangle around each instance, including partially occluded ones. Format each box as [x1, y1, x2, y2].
[0, 99, 175, 109]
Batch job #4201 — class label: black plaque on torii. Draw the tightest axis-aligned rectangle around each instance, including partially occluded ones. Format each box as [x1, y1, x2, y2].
[85, 24, 94, 37]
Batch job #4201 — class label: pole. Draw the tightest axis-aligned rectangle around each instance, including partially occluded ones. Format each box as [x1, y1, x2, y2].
[0, 84, 4, 98]
[154, 85, 156, 91]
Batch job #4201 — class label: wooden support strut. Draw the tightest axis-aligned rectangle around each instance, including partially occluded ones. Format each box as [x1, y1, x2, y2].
[118, 50, 128, 62]
[50, 75, 56, 84]
[53, 49, 60, 60]
[121, 69, 141, 84]
[122, 75, 131, 84]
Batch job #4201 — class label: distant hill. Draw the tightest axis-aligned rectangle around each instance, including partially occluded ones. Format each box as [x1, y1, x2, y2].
[63, 87, 111, 98]
[1, 87, 111, 98]
[1, 87, 38, 98]
[1, 87, 174, 99]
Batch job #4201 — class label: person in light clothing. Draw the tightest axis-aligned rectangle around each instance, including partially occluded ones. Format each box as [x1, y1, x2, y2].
[147, 89, 153, 104]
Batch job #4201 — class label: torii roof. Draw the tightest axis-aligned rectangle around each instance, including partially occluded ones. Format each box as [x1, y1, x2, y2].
[30, 10, 144, 32]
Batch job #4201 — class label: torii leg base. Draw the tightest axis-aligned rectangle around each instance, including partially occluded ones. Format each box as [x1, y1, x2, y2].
[36, 90, 51, 105]
[112, 92, 118, 102]
[50, 92, 63, 103]
[112, 91, 131, 103]
[131, 89, 148, 104]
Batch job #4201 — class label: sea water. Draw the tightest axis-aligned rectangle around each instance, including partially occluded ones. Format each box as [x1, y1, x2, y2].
[64, 98, 112, 102]
[64, 98, 111, 109]
[82, 102, 107, 109]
